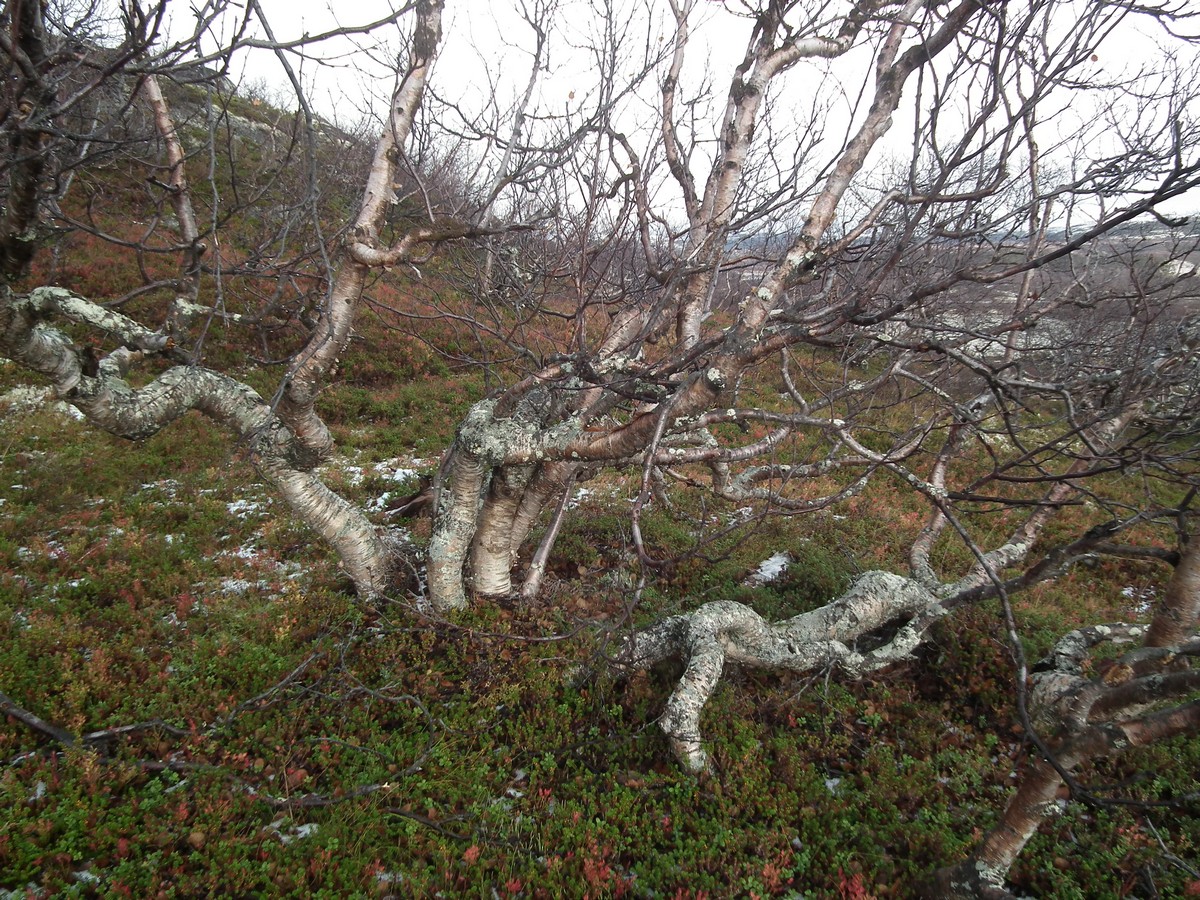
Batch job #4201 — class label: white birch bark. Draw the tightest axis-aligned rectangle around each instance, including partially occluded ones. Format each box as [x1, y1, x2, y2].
[276, 0, 444, 459]
[428, 393, 589, 610]
[0, 287, 394, 596]
[469, 463, 534, 597]
[626, 570, 943, 771]
[427, 447, 490, 612]
[927, 541, 1200, 897]
[139, 74, 206, 326]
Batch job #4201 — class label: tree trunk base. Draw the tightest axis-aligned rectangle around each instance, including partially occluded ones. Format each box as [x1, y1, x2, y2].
[918, 863, 1020, 899]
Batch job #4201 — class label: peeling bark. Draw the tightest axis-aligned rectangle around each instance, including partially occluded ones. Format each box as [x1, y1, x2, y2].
[427, 447, 490, 611]
[626, 571, 944, 771]
[0, 287, 394, 597]
[427, 397, 585, 610]
[1147, 538, 1200, 648]
[930, 540, 1200, 896]
[277, 0, 444, 459]
[470, 463, 533, 596]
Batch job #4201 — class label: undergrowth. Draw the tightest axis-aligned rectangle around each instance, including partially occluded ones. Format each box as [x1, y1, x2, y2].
[2, 49, 1195, 900]
[0, 365, 1197, 898]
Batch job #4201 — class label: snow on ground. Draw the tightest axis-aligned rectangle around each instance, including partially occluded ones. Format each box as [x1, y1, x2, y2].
[227, 498, 267, 518]
[365, 493, 394, 513]
[262, 819, 320, 845]
[1121, 585, 1156, 615]
[566, 486, 594, 509]
[373, 458, 428, 481]
[139, 478, 182, 499]
[217, 577, 277, 596]
[364, 457, 430, 512]
[320, 454, 432, 513]
[743, 551, 792, 586]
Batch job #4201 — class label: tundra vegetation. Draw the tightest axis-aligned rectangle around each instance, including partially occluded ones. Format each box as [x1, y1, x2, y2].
[1, 0, 1199, 896]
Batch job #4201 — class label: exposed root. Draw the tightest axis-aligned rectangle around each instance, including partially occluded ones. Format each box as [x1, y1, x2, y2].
[625, 571, 944, 770]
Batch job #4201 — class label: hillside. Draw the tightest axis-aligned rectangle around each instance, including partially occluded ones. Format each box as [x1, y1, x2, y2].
[2, 8, 1200, 899]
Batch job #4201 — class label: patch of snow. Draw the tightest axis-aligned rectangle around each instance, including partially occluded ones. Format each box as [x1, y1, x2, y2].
[276, 558, 304, 576]
[372, 458, 426, 482]
[1121, 585, 1156, 615]
[743, 551, 792, 586]
[386, 467, 420, 483]
[218, 578, 270, 595]
[281, 822, 319, 844]
[227, 499, 266, 518]
[16, 541, 68, 561]
[263, 819, 320, 845]
[224, 544, 261, 560]
[366, 491, 394, 513]
[140, 479, 182, 498]
[46, 578, 88, 600]
[567, 487, 607, 509]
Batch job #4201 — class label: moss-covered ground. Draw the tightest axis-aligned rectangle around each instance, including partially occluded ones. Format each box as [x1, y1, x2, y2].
[0, 345, 1197, 899]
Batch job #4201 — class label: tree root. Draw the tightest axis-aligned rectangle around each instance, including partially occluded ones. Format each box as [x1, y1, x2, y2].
[624, 570, 944, 771]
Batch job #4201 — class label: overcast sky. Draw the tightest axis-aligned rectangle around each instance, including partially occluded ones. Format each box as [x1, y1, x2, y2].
[164, 0, 1199, 225]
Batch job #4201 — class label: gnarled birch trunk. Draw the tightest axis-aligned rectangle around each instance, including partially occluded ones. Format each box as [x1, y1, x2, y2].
[625, 571, 945, 771]
[0, 1, 448, 600]
[276, 0, 444, 460]
[927, 541, 1200, 898]
[0, 287, 396, 596]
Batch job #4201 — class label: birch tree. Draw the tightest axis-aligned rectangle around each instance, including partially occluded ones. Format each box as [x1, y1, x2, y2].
[2, 0, 1200, 895]
[0, 0, 461, 599]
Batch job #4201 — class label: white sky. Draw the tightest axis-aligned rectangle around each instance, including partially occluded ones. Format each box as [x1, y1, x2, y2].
[165, 0, 1200, 224]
